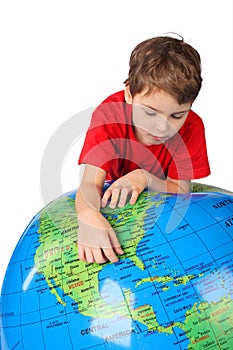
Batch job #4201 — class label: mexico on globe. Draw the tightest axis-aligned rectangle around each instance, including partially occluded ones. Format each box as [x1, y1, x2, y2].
[1, 182, 233, 349]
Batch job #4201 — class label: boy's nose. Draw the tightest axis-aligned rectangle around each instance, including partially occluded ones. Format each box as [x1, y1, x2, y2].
[154, 116, 169, 135]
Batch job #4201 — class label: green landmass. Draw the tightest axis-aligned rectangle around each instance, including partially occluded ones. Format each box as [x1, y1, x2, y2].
[35, 192, 160, 319]
[181, 295, 233, 349]
[135, 273, 198, 288]
[34, 191, 233, 347]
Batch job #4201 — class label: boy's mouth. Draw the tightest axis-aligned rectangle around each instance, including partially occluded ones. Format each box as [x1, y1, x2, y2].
[151, 135, 167, 142]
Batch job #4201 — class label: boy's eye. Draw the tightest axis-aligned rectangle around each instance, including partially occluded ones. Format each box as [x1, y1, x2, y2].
[144, 109, 156, 116]
[171, 114, 185, 120]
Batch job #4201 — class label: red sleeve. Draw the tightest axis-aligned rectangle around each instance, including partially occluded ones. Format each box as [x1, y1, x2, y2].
[78, 93, 126, 173]
[167, 112, 211, 180]
[78, 127, 120, 173]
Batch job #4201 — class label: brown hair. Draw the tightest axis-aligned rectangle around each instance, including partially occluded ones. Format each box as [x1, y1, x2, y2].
[124, 36, 202, 104]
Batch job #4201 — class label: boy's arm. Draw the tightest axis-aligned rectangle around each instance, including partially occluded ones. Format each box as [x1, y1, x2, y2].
[75, 164, 124, 264]
[148, 174, 191, 193]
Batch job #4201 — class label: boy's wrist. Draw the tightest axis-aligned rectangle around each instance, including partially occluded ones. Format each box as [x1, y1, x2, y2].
[77, 207, 99, 222]
[137, 169, 150, 189]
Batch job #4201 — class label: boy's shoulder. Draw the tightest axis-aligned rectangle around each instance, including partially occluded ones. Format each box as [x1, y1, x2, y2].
[185, 110, 204, 125]
[180, 109, 205, 136]
[91, 91, 128, 127]
[101, 91, 125, 104]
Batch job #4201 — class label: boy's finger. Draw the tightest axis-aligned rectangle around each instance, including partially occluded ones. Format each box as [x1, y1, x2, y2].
[101, 189, 112, 207]
[77, 243, 86, 261]
[109, 187, 120, 208]
[85, 247, 94, 263]
[102, 247, 119, 263]
[114, 246, 124, 255]
[129, 189, 139, 205]
[108, 229, 123, 253]
[78, 244, 95, 263]
[92, 248, 108, 264]
[118, 187, 129, 207]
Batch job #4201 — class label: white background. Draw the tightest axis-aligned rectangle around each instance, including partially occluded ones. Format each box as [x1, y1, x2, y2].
[0, 0, 232, 289]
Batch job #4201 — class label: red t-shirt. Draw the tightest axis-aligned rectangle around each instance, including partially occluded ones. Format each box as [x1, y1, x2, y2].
[79, 91, 210, 180]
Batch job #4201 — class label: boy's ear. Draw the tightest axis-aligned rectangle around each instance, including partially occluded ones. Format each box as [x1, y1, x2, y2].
[124, 85, 133, 104]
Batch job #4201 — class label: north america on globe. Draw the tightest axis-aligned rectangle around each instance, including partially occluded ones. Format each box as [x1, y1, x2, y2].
[1, 184, 233, 350]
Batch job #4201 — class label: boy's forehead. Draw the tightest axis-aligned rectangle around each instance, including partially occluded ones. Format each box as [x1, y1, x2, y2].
[135, 88, 191, 110]
[139, 87, 175, 101]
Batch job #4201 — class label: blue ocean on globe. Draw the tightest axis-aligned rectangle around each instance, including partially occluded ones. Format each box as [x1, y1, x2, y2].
[1, 184, 233, 349]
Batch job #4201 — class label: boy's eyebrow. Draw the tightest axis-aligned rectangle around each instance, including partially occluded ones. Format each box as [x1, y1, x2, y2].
[141, 103, 191, 115]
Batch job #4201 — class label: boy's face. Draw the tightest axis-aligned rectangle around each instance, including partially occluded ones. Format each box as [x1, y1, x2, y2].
[127, 88, 191, 146]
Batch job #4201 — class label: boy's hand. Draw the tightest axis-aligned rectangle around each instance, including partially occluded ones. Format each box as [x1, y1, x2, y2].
[77, 209, 124, 264]
[102, 169, 148, 209]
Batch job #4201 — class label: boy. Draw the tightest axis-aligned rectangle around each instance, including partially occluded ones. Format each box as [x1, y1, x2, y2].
[75, 35, 210, 264]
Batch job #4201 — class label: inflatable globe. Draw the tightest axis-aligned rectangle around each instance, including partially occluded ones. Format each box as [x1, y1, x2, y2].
[1, 183, 233, 350]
